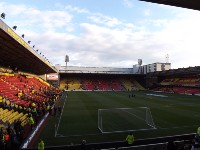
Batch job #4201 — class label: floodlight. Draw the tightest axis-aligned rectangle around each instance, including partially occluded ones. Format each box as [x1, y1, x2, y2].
[13, 26, 17, 30]
[36, 49, 39, 52]
[28, 41, 31, 44]
[1, 13, 5, 19]
[33, 45, 35, 48]
[22, 34, 24, 38]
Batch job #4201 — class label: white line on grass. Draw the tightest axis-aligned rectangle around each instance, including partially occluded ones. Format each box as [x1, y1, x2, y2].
[55, 133, 102, 138]
[146, 93, 168, 97]
[99, 107, 156, 133]
[121, 109, 156, 129]
[121, 109, 146, 122]
[55, 93, 68, 137]
[101, 128, 156, 134]
[98, 107, 148, 111]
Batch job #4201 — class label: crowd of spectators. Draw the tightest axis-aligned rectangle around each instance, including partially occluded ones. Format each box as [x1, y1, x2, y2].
[0, 73, 62, 150]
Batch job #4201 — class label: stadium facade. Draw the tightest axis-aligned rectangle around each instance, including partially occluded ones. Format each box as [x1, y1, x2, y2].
[56, 62, 171, 75]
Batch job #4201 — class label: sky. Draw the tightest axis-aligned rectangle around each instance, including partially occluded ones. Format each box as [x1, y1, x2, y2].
[1, 0, 200, 69]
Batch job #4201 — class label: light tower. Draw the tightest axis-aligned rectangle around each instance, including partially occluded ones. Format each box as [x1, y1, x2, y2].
[65, 55, 69, 66]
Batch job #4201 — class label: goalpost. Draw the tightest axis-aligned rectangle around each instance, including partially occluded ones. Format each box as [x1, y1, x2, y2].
[98, 107, 156, 133]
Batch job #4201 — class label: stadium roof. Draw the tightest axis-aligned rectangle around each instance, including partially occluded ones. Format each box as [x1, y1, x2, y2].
[140, 0, 200, 11]
[0, 19, 57, 75]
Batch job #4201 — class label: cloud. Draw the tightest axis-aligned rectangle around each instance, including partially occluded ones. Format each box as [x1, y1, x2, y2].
[0, 2, 73, 33]
[64, 5, 89, 14]
[122, 0, 134, 8]
[143, 9, 151, 16]
[1, 1, 200, 69]
[88, 14, 122, 27]
[62, 23, 166, 67]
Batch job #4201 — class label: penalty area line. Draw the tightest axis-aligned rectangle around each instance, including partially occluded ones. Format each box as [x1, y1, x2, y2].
[55, 132, 102, 138]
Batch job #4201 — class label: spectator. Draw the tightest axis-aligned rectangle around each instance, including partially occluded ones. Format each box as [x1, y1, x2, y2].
[28, 115, 35, 130]
[195, 134, 200, 144]
[38, 139, 44, 150]
[126, 132, 134, 145]
[195, 127, 200, 143]
[46, 102, 50, 111]
[31, 103, 37, 118]
[197, 127, 200, 137]
[191, 138, 200, 150]
[4, 131, 9, 149]
[81, 140, 86, 150]
[10, 129, 20, 149]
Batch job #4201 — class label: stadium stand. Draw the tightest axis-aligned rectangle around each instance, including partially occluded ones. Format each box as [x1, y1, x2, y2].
[0, 71, 61, 149]
[146, 66, 200, 95]
[60, 77, 82, 90]
[59, 78, 67, 90]
[81, 79, 97, 90]
[122, 79, 135, 91]
[110, 79, 125, 91]
[59, 73, 145, 91]
[152, 75, 200, 94]
[98, 79, 112, 90]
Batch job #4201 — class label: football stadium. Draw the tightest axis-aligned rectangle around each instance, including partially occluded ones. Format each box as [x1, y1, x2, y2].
[1, 1, 200, 150]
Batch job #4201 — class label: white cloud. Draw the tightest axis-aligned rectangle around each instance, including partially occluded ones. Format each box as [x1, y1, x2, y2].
[0, 2, 73, 33]
[122, 0, 134, 8]
[64, 5, 89, 13]
[88, 13, 122, 27]
[143, 9, 151, 16]
[1, 1, 200, 69]
[146, 10, 200, 68]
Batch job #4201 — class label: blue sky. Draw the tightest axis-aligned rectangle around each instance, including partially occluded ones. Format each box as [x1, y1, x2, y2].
[1, 0, 200, 69]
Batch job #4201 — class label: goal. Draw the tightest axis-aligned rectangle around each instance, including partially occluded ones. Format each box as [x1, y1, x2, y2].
[98, 107, 156, 133]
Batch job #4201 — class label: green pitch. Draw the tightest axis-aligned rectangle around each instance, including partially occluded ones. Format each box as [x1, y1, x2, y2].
[34, 91, 200, 147]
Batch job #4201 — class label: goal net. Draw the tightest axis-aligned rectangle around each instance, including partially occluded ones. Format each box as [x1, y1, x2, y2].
[98, 107, 156, 133]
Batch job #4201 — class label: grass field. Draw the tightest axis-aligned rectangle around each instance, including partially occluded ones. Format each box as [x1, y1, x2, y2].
[33, 90, 200, 147]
